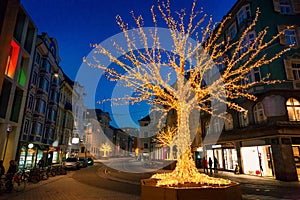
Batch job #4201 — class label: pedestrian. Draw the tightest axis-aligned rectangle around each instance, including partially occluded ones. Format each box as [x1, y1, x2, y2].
[7, 160, 17, 174]
[0, 160, 5, 177]
[6, 160, 18, 180]
[202, 157, 208, 174]
[214, 156, 218, 173]
[38, 158, 45, 169]
[208, 157, 213, 175]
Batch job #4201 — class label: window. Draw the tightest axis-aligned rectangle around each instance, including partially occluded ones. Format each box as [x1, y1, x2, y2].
[36, 122, 43, 136]
[0, 80, 12, 118]
[286, 98, 300, 121]
[28, 95, 33, 110]
[35, 52, 41, 65]
[32, 71, 38, 85]
[237, 4, 251, 25]
[10, 87, 23, 122]
[227, 23, 237, 40]
[278, 25, 299, 46]
[273, 0, 300, 14]
[284, 59, 300, 80]
[42, 59, 51, 72]
[143, 143, 148, 149]
[43, 79, 49, 91]
[285, 29, 297, 45]
[280, 0, 292, 14]
[39, 78, 49, 91]
[238, 111, 249, 127]
[18, 57, 29, 87]
[5, 40, 20, 79]
[243, 68, 261, 84]
[241, 31, 256, 54]
[224, 114, 234, 131]
[292, 63, 300, 80]
[253, 102, 267, 124]
[38, 100, 46, 113]
[24, 119, 30, 134]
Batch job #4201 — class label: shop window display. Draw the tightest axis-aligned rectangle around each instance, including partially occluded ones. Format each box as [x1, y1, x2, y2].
[241, 145, 274, 177]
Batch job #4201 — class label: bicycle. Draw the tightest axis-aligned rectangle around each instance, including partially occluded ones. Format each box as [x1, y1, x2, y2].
[28, 168, 41, 183]
[51, 165, 67, 175]
[0, 172, 26, 193]
[12, 171, 27, 192]
[46, 166, 56, 177]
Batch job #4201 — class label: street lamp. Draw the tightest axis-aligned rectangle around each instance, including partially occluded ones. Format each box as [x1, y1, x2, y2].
[2, 124, 12, 161]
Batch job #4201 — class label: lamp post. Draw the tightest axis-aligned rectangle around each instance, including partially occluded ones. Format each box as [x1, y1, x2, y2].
[2, 124, 12, 161]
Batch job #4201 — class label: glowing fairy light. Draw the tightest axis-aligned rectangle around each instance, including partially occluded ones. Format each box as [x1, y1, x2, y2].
[85, 0, 288, 187]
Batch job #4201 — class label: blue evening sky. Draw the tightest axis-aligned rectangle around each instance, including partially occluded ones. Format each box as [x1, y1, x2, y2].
[21, 0, 237, 129]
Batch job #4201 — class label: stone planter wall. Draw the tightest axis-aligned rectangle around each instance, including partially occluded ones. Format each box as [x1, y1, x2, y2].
[141, 178, 242, 200]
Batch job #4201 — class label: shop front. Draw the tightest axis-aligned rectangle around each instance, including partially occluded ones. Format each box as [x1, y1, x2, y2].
[18, 142, 48, 169]
[240, 145, 274, 177]
[292, 144, 300, 179]
[205, 144, 238, 171]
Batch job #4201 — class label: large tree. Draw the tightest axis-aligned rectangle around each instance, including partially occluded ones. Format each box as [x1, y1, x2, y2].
[85, 1, 288, 186]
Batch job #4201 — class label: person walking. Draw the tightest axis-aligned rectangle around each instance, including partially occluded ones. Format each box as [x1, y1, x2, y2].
[202, 157, 208, 174]
[208, 157, 213, 175]
[214, 156, 219, 173]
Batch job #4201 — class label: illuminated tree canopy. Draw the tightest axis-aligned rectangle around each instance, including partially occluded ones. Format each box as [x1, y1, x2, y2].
[85, 0, 288, 186]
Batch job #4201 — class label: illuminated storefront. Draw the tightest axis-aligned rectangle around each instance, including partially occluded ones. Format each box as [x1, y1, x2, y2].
[206, 144, 238, 171]
[241, 145, 274, 177]
[292, 145, 300, 178]
[18, 142, 48, 169]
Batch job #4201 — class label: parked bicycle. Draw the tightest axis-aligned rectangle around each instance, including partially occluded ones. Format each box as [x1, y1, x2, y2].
[53, 165, 67, 175]
[0, 172, 26, 193]
[46, 166, 56, 177]
[29, 167, 49, 183]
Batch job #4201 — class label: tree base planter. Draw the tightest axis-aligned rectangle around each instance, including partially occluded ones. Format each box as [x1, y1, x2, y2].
[141, 178, 242, 200]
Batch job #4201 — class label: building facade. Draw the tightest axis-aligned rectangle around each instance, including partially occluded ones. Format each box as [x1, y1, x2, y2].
[201, 0, 300, 181]
[18, 33, 62, 168]
[0, 3, 37, 169]
[85, 109, 105, 159]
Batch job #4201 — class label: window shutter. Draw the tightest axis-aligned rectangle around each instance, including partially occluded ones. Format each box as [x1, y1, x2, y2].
[278, 25, 286, 45]
[273, 0, 280, 12]
[291, 0, 300, 13]
[284, 59, 294, 80]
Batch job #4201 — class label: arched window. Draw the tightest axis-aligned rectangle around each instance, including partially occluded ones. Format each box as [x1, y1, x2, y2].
[286, 98, 300, 121]
[225, 113, 234, 131]
[254, 102, 267, 124]
[238, 110, 249, 127]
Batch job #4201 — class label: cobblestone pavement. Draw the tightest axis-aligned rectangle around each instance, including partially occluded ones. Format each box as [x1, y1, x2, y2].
[0, 171, 140, 200]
